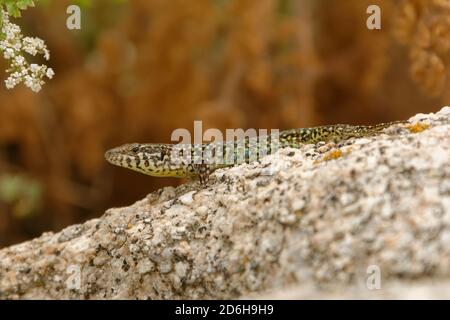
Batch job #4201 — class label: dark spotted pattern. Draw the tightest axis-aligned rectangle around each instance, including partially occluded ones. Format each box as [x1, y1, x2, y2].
[105, 121, 407, 185]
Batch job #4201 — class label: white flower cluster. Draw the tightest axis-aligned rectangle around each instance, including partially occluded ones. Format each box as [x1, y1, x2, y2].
[0, 10, 54, 92]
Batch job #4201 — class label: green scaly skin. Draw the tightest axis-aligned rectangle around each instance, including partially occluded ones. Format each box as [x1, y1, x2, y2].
[105, 121, 407, 185]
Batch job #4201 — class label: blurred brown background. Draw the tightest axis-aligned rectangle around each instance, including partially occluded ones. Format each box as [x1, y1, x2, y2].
[0, 0, 448, 247]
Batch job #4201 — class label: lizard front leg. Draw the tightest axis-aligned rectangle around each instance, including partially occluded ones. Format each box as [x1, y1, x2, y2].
[193, 164, 212, 186]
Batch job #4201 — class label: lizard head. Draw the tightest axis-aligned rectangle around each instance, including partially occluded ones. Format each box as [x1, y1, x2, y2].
[104, 143, 196, 178]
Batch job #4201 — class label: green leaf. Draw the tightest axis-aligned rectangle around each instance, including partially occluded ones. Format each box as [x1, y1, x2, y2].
[6, 2, 21, 17]
[2, 0, 36, 17]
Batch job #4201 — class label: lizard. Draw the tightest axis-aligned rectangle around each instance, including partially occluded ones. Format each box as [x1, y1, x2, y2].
[105, 121, 408, 185]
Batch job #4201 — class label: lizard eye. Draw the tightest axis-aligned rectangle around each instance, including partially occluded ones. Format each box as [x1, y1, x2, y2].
[130, 144, 140, 153]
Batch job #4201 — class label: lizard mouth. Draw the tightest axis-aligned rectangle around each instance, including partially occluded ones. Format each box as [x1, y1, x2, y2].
[104, 147, 120, 164]
[104, 149, 115, 162]
[105, 147, 135, 168]
[105, 143, 142, 165]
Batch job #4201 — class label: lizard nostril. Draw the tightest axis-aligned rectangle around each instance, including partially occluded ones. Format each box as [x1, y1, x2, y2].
[105, 150, 112, 161]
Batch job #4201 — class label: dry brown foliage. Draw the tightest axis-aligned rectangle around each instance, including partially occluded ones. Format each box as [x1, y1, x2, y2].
[0, 0, 447, 246]
[394, 0, 450, 98]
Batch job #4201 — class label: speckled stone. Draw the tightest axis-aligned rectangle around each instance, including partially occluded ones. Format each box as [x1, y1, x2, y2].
[0, 107, 449, 299]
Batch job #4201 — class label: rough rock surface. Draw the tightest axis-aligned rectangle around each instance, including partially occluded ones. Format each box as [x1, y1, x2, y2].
[0, 107, 449, 299]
